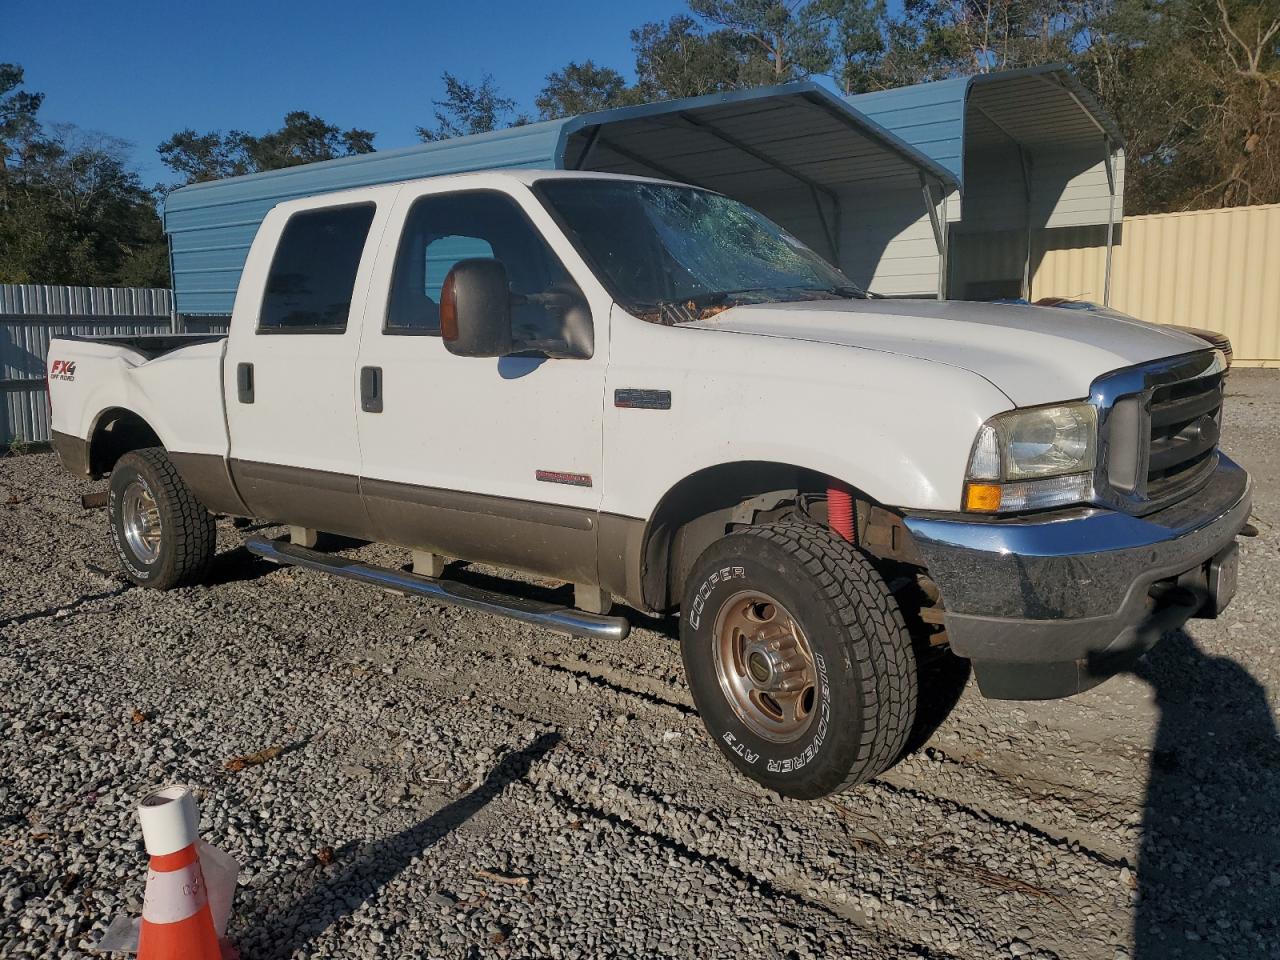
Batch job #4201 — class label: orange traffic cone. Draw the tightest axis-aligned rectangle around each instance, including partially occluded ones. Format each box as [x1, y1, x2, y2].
[135, 786, 222, 960]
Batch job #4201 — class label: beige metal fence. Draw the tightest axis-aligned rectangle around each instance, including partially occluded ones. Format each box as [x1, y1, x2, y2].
[1033, 203, 1280, 366]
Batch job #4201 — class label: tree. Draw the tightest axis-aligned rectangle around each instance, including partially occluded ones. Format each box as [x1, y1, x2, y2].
[1, 63, 44, 164]
[892, 0, 1081, 76]
[155, 129, 248, 183]
[417, 72, 520, 141]
[158, 111, 376, 185]
[242, 111, 374, 171]
[689, 0, 837, 81]
[536, 61, 634, 119]
[826, 0, 894, 92]
[1, 122, 169, 286]
[2, 66, 168, 287]
[1079, 0, 1279, 212]
[631, 15, 749, 99]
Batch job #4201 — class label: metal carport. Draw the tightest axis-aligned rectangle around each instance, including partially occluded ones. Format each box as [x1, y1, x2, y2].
[849, 64, 1126, 302]
[163, 83, 956, 317]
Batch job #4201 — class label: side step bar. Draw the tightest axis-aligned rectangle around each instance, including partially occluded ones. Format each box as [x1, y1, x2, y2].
[245, 536, 630, 642]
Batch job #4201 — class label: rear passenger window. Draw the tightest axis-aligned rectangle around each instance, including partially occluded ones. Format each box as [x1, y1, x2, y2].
[258, 204, 375, 333]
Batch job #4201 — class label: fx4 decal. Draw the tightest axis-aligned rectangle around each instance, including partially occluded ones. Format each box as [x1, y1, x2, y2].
[50, 360, 77, 382]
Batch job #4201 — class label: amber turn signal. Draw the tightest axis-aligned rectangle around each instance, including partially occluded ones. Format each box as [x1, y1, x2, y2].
[964, 482, 1002, 513]
[439, 271, 458, 342]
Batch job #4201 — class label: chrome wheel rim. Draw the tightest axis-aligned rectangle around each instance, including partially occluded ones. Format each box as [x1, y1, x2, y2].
[121, 478, 162, 564]
[712, 590, 818, 743]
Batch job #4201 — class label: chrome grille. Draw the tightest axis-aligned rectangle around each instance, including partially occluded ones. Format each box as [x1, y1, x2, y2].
[1093, 350, 1227, 514]
[1146, 371, 1224, 498]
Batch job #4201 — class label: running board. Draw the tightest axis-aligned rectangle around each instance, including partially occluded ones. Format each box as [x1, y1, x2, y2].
[245, 536, 630, 642]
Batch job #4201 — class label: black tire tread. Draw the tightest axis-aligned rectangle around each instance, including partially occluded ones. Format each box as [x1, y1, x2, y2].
[726, 521, 917, 793]
[115, 447, 216, 588]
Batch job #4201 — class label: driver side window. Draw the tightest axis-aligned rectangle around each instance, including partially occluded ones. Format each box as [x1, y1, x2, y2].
[425, 235, 494, 302]
[385, 190, 591, 356]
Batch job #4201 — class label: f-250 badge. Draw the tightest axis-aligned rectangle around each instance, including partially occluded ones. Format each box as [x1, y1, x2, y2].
[50, 360, 76, 382]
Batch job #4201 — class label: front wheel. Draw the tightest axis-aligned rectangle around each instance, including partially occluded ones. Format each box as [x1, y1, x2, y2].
[680, 523, 917, 799]
[108, 448, 216, 589]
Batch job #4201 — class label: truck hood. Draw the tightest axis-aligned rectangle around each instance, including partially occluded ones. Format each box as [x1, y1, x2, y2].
[685, 299, 1209, 407]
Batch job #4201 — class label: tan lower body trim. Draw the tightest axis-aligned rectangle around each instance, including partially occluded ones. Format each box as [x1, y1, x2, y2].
[170, 451, 252, 517]
[51, 431, 91, 478]
[597, 513, 649, 611]
[225, 460, 611, 589]
[229, 459, 375, 541]
[361, 476, 598, 586]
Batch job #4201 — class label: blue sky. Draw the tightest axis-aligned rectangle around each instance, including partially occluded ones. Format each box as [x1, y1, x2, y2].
[7, 0, 705, 187]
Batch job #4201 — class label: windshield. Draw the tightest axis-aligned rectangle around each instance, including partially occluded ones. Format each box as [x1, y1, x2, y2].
[536, 179, 863, 324]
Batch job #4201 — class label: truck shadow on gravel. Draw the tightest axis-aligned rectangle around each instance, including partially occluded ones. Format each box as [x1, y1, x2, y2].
[204, 547, 281, 586]
[237, 731, 560, 958]
[1132, 630, 1280, 958]
[0, 583, 131, 630]
[904, 644, 971, 755]
[436, 561, 684, 639]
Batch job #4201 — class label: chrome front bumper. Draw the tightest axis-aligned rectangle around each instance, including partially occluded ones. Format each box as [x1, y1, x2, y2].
[903, 455, 1252, 699]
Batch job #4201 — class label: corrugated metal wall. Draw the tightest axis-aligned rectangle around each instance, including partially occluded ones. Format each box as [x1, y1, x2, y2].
[0, 285, 175, 445]
[1034, 203, 1280, 365]
[1033, 147, 1124, 230]
[845, 184, 954, 297]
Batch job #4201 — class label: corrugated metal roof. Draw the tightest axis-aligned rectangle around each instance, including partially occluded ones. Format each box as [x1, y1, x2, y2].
[164, 82, 954, 316]
[164, 120, 569, 316]
[846, 76, 972, 180]
[847, 64, 1123, 183]
[560, 82, 956, 189]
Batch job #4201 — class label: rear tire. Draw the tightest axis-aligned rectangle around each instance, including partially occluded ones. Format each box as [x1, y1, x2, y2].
[680, 523, 916, 799]
[108, 448, 215, 589]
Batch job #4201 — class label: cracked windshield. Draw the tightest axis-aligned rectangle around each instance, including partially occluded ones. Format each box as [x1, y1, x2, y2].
[539, 179, 864, 324]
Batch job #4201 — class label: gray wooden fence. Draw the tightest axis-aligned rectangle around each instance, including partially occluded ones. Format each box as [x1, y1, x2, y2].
[0, 284, 228, 446]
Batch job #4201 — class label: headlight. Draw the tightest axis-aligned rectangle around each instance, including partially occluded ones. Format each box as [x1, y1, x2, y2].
[965, 403, 1097, 513]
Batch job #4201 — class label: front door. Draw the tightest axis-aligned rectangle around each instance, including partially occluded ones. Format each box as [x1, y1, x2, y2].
[223, 199, 384, 538]
[354, 183, 608, 584]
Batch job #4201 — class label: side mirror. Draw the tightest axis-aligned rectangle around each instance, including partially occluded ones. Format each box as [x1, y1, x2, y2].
[440, 258, 513, 357]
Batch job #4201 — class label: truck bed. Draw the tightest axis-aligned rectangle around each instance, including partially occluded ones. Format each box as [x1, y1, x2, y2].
[47, 332, 231, 463]
[55, 333, 227, 361]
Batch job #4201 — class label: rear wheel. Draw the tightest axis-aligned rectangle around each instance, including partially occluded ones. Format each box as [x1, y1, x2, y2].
[108, 448, 215, 589]
[680, 523, 916, 799]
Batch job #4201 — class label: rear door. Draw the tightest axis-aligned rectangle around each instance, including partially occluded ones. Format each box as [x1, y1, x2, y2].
[353, 180, 610, 584]
[223, 196, 388, 537]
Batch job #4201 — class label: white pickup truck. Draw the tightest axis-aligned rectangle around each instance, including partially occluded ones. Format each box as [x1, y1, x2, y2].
[48, 170, 1251, 799]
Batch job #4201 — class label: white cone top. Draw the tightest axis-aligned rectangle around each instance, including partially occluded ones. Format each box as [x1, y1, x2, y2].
[137, 785, 200, 857]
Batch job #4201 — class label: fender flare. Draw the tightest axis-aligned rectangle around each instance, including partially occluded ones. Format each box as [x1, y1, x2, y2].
[605, 460, 880, 612]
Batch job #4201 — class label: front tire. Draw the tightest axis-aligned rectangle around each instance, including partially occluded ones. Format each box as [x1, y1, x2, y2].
[680, 523, 916, 799]
[108, 448, 215, 589]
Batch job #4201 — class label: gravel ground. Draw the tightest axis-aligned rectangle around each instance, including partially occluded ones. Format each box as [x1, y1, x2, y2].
[2, 369, 1279, 960]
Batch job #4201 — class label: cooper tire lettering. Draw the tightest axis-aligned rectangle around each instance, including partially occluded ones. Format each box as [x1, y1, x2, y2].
[688, 564, 744, 630]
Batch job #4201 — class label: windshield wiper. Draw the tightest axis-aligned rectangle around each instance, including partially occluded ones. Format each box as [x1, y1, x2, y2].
[705, 284, 875, 302]
[825, 284, 874, 299]
[651, 285, 869, 324]
[692, 286, 779, 306]
[648, 288, 777, 325]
